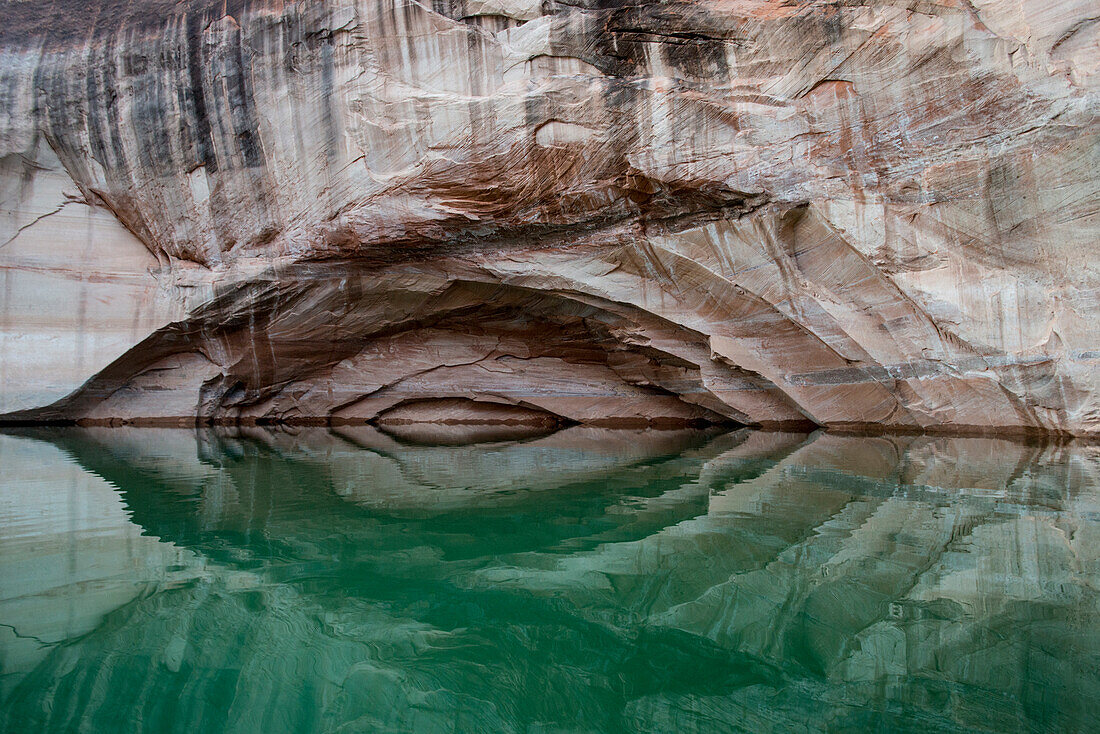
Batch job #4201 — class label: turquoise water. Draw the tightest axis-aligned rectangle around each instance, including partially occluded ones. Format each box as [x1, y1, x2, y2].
[1, 426, 1098, 733]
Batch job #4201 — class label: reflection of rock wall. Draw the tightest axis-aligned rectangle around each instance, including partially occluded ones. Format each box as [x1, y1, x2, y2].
[3, 426, 1098, 731]
[1, 0, 1099, 433]
[0, 433, 204, 699]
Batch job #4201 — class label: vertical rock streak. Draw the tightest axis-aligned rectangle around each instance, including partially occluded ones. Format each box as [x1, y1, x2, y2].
[0, 0, 1097, 434]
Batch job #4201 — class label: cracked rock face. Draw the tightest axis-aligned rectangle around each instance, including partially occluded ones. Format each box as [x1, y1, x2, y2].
[0, 0, 1098, 433]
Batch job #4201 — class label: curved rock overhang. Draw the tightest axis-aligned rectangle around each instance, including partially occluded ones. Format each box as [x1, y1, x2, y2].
[0, 230, 1088, 436]
[6, 266, 810, 430]
[0, 0, 1097, 436]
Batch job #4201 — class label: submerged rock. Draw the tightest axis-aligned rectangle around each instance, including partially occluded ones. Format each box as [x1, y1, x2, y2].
[0, 0, 1097, 434]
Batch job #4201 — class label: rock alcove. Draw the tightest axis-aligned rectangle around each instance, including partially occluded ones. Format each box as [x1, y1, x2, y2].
[0, 0, 1096, 436]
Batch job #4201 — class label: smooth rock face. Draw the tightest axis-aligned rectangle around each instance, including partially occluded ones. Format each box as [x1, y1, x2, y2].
[0, 0, 1097, 433]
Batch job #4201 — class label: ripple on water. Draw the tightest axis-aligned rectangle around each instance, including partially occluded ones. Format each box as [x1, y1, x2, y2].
[1, 426, 1098, 733]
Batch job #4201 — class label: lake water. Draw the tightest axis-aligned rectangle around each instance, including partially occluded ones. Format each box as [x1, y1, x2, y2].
[1, 426, 1098, 733]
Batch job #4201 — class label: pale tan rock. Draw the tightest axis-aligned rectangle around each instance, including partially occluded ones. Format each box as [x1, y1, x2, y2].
[0, 0, 1096, 434]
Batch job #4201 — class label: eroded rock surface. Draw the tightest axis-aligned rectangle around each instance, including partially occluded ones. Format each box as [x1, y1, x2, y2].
[0, 0, 1097, 433]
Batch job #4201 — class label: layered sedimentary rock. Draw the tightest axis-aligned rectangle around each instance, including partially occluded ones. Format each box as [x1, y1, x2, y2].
[0, 0, 1098, 433]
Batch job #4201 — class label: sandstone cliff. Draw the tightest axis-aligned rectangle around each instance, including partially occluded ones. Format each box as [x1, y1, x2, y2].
[0, 0, 1097, 434]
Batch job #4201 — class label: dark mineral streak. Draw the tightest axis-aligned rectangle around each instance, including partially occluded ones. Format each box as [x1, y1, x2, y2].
[0, 0, 1097, 434]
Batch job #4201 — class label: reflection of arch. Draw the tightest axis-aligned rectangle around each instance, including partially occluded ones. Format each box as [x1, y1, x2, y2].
[31, 425, 736, 552]
[8, 428, 1089, 732]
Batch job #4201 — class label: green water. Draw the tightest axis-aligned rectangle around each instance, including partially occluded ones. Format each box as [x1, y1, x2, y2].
[1, 426, 1098, 733]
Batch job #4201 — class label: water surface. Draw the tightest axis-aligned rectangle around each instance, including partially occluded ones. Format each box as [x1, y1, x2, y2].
[1, 426, 1098, 733]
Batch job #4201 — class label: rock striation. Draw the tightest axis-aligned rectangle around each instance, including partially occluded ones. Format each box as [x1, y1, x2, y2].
[0, 0, 1098, 434]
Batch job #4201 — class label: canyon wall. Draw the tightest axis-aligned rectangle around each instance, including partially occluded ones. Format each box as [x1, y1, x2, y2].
[0, 0, 1098, 434]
